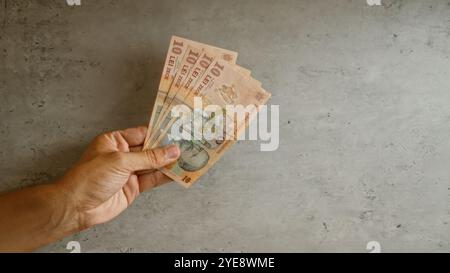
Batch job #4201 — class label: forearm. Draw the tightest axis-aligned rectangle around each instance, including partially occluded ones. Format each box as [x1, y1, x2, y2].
[0, 183, 81, 252]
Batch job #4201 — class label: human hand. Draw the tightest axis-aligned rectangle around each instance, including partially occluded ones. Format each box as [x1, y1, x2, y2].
[57, 126, 180, 230]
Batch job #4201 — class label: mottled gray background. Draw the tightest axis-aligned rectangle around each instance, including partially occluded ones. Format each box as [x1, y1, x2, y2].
[0, 0, 449, 252]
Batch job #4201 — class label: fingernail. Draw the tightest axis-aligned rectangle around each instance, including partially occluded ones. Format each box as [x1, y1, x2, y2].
[166, 145, 180, 159]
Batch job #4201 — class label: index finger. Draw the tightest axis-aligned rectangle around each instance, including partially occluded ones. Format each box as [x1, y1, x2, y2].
[138, 171, 173, 192]
[119, 126, 148, 147]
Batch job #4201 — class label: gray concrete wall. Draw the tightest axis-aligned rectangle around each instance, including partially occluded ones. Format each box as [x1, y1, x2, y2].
[0, 0, 449, 252]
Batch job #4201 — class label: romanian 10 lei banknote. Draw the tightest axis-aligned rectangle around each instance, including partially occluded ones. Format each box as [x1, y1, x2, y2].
[144, 36, 271, 187]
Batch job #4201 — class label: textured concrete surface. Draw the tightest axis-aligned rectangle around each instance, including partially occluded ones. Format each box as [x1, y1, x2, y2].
[0, 0, 449, 252]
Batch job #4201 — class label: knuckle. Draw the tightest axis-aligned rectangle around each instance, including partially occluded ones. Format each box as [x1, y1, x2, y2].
[93, 134, 105, 144]
[93, 132, 111, 144]
[109, 151, 125, 165]
[145, 149, 160, 167]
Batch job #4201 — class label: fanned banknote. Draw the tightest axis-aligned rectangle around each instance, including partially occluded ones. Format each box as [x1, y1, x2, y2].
[143, 36, 270, 187]
[147, 56, 257, 147]
[144, 36, 238, 147]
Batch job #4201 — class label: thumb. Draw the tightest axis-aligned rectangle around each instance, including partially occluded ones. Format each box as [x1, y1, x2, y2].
[118, 144, 180, 172]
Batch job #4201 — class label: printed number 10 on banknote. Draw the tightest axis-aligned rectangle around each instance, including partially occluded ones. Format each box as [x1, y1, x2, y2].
[144, 36, 238, 147]
[145, 37, 187, 146]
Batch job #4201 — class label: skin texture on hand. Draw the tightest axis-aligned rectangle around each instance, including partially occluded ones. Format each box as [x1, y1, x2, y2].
[0, 126, 180, 252]
[58, 126, 181, 229]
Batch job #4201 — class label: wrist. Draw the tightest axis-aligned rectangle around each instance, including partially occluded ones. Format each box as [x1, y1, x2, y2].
[46, 183, 85, 236]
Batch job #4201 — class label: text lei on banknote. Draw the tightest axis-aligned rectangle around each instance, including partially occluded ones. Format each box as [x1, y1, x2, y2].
[143, 36, 271, 188]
